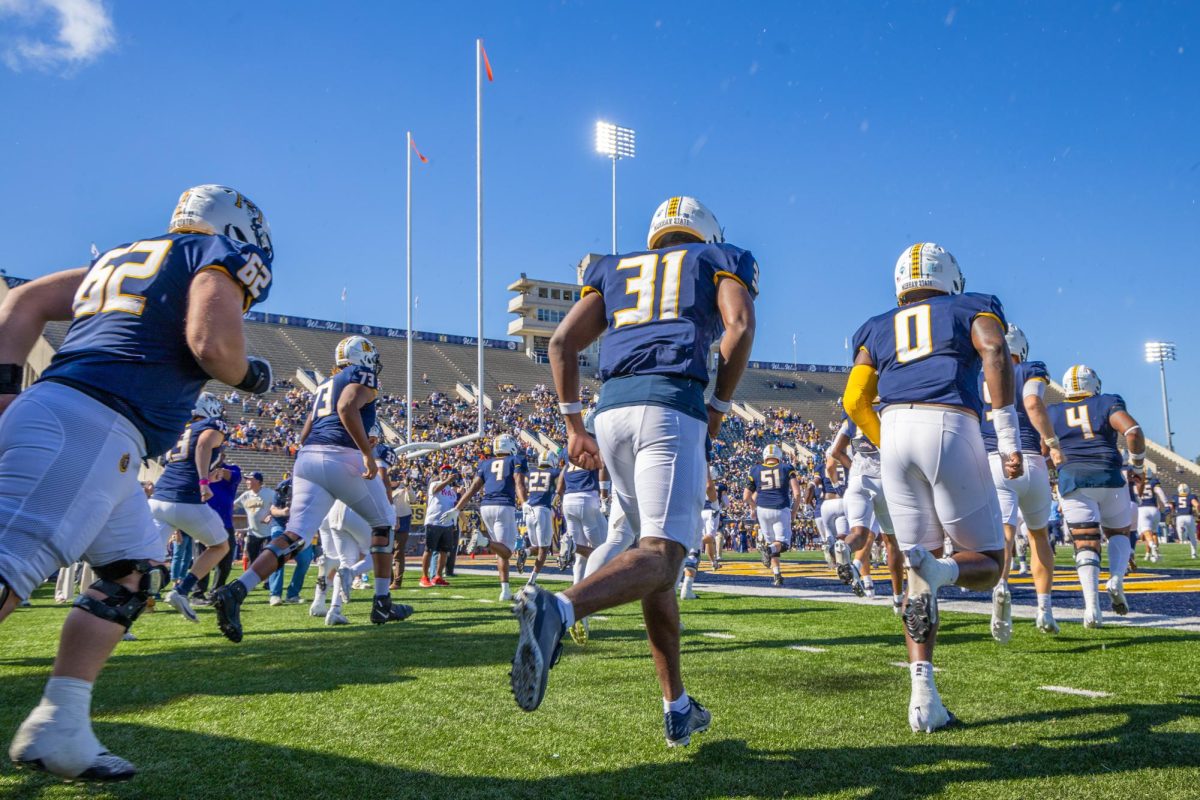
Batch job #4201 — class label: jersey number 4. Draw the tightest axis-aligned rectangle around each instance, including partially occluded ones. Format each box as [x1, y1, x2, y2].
[1065, 405, 1095, 440]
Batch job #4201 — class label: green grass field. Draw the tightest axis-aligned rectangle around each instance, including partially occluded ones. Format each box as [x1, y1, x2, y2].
[1, 573, 1198, 800]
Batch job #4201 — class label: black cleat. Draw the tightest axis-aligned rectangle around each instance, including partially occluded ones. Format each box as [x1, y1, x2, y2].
[371, 594, 414, 624]
[13, 751, 136, 783]
[212, 581, 247, 643]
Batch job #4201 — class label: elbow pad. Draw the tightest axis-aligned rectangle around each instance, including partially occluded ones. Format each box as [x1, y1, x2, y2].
[843, 365, 881, 446]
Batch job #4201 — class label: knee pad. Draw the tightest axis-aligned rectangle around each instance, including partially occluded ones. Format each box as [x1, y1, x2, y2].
[265, 535, 306, 564]
[74, 562, 168, 631]
[369, 526, 393, 555]
[1074, 549, 1100, 569]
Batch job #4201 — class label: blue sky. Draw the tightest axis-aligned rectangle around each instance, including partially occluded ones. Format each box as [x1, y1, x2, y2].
[2, 1, 1198, 457]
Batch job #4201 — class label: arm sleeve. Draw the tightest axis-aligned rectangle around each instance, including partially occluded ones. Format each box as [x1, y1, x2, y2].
[843, 364, 881, 446]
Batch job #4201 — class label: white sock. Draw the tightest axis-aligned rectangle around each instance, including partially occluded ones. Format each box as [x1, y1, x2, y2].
[909, 661, 936, 688]
[893, 593, 904, 604]
[853, 558, 863, 572]
[572, 555, 587, 584]
[554, 593, 575, 629]
[527, 570, 538, 585]
[237, 571, 262, 592]
[862, 576, 874, 588]
[43, 676, 92, 718]
[374, 578, 390, 595]
[1076, 551, 1100, 611]
[664, 691, 690, 714]
[312, 585, 326, 604]
[1107, 535, 1131, 582]
[330, 574, 345, 612]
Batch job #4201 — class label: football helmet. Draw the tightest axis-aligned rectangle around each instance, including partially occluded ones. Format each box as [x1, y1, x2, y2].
[537, 450, 558, 469]
[1180, 483, 1190, 495]
[762, 444, 783, 464]
[192, 392, 223, 420]
[647, 196, 723, 250]
[335, 336, 382, 374]
[493, 434, 518, 455]
[169, 185, 273, 260]
[894, 242, 963, 302]
[1005, 324, 1029, 363]
[709, 464, 721, 480]
[368, 424, 383, 440]
[1062, 365, 1102, 399]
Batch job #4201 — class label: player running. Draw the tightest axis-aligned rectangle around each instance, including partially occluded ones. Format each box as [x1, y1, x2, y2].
[827, 416, 903, 608]
[149, 392, 232, 621]
[1047, 365, 1145, 628]
[681, 466, 724, 601]
[213, 336, 411, 642]
[977, 324, 1064, 640]
[845, 242, 1015, 733]
[452, 435, 528, 601]
[523, 451, 562, 587]
[1173, 484, 1198, 559]
[818, 462, 848, 571]
[1135, 472, 1168, 563]
[0, 185, 274, 780]
[512, 195, 757, 747]
[746, 445, 802, 587]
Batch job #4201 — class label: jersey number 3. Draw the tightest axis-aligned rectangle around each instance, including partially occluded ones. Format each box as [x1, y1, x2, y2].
[613, 251, 686, 328]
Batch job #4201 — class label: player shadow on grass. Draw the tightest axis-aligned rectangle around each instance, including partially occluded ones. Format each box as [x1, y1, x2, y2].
[2, 698, 1197, 800]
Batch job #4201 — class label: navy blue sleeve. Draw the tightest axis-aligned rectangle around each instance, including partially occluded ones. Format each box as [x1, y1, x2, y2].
[195, 235, 273, 310]
[348, 366, 378, 390]
[709, 244, 760, 300]
[961, 292, 1006, 330]
[1026, 360, 1050, 383]
[850, 319, 873, 363]
[1106, 394, 1128, 418]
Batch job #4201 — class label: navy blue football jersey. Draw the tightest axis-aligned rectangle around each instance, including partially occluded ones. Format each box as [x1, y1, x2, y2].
[39, 233, 272, 457]
[1047, 393, 1126, 491]
[475, 454, 528, 507]
[821, 469, 846, 497]
[152, 417, 228, 503]
[1138, 478, 1162, 508]
[748, 463, 795, 510]
[852, 293, 1006, 416]
[979, 360, 1049, 453]
[585, 242, 759, 422]
[563, 464, 600, 495]
[373, 442, 397, 471]
[304, 366, 379, 449]
[1175, 493, 1198, 515]
[526, 468, 561, 507]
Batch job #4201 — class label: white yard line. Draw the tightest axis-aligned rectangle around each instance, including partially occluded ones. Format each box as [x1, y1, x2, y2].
[701, 632, 736, 640]
[789, 645, 827, 653]
[1039, 685, 1111, 698]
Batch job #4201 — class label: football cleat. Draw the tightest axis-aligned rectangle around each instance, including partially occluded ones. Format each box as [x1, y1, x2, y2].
[510, 585, 566, 712]
[1036, 609, 1060, 635]
[908, 690, 957, 734]
[822, 543, 836, 570]
[1106, 578, 1128, 616]
[759, 545, 772, 568]
[681, 586, 698, 601]
[664, 697, 712, 748]
[211, 581, 248, 643]
[990, 584, 1013, 644]
[325, 610, 350, 626]
[370, 594, 414, 625]
[569, 618, 589, 646]
[499, 585, 513, 602]
[309, 595, 327, 617]
[892, 596, 904, 616]
[772, 573, 784, 588]
[1083, 607, 1104, 629]
[9, 697, 138, 782]
[903, 547, 955, 643]
[166, 590, 197, 623]
[862, 578, 876, 599]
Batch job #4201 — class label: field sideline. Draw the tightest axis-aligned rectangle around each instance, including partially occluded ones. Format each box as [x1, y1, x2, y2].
[2, 570, 1198, 800]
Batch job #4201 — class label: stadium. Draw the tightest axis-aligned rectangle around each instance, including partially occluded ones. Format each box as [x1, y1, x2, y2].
[2, 4, 1200, 800]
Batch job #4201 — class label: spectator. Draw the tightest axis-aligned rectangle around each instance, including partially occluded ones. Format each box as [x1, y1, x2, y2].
[420, 465, 461, 587]
[266, 477, 313, 605]
[236, 472, 276, 566]
[194, 463, 242, 601]
[391, 476, 416, 589]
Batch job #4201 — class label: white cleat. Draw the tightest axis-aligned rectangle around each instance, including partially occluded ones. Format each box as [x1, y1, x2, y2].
[1083, 607, 1104, 629]
[166, 590, 198, 623]
[680, 587, 698, 601]
[499, 586, 513, 602]
[1036, 609, 1060, 635]
[990, 584, 1013, 644]
[309, 597, 327, 617]
[9, 699, 136, 781]
[908, 686, 956, 733]
[1106, 578, 1128, 616]
[892, 596, 904, 616]
[324, 610, 350, 626]
[822, 544, 836, 570]
[863, 580, 876, 600]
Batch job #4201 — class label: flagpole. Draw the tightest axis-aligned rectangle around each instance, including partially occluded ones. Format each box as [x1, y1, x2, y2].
[475, 38, 484, 437]
[406, 130, 414, 445]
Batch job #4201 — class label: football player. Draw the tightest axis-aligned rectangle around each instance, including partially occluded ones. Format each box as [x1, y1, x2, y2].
[680, 466, 724, 601]
[1174, 483, 1199, 559]
[818, 461, 849, 571]
[513, 196, 757, 747]
[977, 324, 1064, 639]
[1135, 471, 1168, 563]
[452, 434, 528, 601]
[555, 433, 609, 642]
[745, 445, 802, 587]
[0, 185, 274, 779]
[213, 336, 411, 641]
[845, 242, 1014, 733]
[827, 415, 903, 609]
[149, 392, 231, 622]
[523, 450, 562, 587]
[1046, 365, 1145, 627]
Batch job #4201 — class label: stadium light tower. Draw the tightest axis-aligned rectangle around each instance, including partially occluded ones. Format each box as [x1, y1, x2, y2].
[595, 121, 635, 253]
[1144, 341, 1177, 452]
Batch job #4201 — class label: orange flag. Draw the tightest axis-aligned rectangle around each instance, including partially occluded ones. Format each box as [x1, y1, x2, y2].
[481, 40, 494, 82]
[410, 137, 428, 163]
